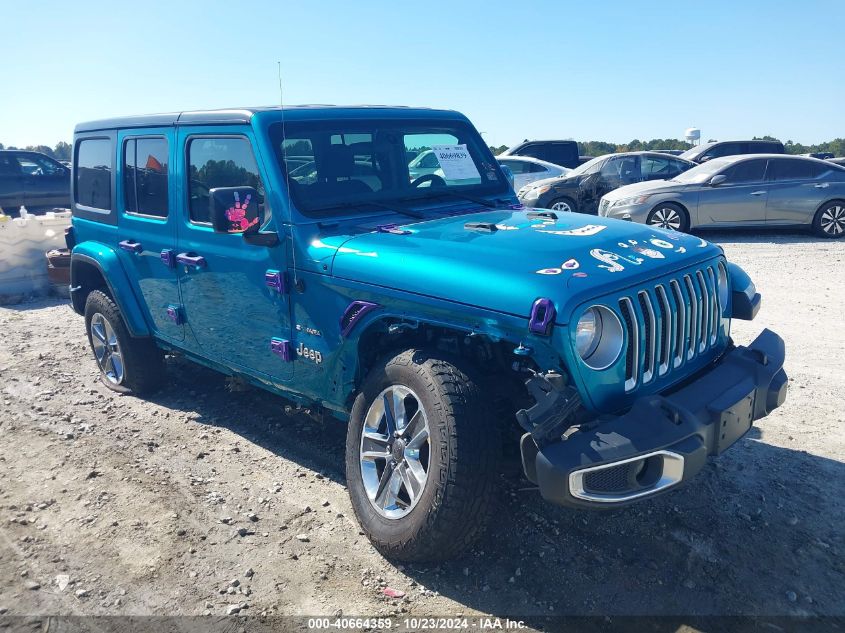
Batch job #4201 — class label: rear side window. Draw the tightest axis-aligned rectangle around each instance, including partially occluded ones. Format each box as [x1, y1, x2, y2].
[187, 137, 266, 223]
[124, 137, 169, 217]
[767, 159, 817, 181]
[499, 159, 529, 174]
[76, 139, 113, 211]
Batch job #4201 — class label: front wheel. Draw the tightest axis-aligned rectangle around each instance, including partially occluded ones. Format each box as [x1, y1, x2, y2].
[646, 203, 690, 232]
[345, 350, 500, 561]
[813, 201, 845, 238]
[548, 197, 576, 213]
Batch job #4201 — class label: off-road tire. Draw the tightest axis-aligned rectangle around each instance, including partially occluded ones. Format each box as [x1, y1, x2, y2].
[84, 290, 164, 394]
[345, 349, 500, 561]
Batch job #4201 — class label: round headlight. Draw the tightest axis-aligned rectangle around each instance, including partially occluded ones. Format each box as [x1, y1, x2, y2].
[576, 308, 601, 358]
[575, 306, 624, 370]
[717, 262, 729, 315]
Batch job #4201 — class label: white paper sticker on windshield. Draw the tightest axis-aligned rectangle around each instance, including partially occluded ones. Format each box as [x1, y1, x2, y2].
[432, 144, 480, 181]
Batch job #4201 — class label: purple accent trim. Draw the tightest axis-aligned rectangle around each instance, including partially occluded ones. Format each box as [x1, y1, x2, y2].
[176, 253, 207, 268]
[166, 305, 184, 325]
[377, 224, 411, 235]
[160, 249, 176, 268]
[265, 269, 285, 293]
[509, 203, 525, 210]
[528, 298, 556, 336]
[340, 300, 380, 337]
[118, 240, 143, 253]
[270, 338, 293, 361]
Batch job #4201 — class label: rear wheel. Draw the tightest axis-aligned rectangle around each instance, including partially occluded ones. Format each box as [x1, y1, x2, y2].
[548, 197, 576, 213]
[647, 203, 690, 232]
[813, 201, 845, 238]
[345, 349, 500, 561]
[84, 290, 164, 394]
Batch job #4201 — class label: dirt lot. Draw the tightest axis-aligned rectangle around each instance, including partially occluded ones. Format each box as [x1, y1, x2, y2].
[0, 230, 843, 625]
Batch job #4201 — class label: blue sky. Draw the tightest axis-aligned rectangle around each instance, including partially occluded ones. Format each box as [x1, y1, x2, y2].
[1, 0, 842, 148]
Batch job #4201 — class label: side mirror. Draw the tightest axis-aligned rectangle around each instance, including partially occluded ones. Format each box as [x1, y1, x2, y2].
[210, 187, 260, 234]
[499, 164, 515, 190]
[709, 174, 727, 186]
[699, 155, 713, 163]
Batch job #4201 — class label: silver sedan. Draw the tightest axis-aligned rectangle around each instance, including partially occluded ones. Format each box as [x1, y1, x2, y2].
[599, 154, 845, 238]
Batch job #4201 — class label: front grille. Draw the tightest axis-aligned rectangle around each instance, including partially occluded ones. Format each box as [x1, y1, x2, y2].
[619, 262, 724, 393]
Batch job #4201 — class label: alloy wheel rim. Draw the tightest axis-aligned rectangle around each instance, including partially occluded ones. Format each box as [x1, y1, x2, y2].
[550, 201, 572, 213]
[650, 207, 682, 230]
[359, 385, 430, 519]
[820, 205, 845, 235]
[90, 313, 124, 385]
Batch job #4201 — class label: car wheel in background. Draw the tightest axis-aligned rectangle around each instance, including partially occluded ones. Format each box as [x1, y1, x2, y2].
[548, 197, 576, 213]
[813, 201, 845, 238]
[646, 203, 690, 232]
[84, 290, 165, 394]
[345, 349, 500, 561]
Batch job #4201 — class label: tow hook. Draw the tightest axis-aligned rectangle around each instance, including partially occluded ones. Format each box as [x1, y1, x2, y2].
[516, 370, 582, 447]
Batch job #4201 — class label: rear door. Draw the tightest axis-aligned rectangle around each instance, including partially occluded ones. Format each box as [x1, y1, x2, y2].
[175, 128, 293, 381]
[697, 158, 768, 226]
[0, 154, 24, 211]
[115, 130, 184, 342]
[764, 158, 829, 225]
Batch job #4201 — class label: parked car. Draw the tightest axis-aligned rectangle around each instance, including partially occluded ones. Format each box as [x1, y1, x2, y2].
[407, 149, 440, 180]
[599, 154, 845, 238]
[518, 152, 695, 214]
[653, 149, 685, 156]
[500, 140, 580, 169]
[68, 106, 786, 561]
[0, 150, 70, 213]
[679, 139, 784, 164]
[828, 157, 845, 167]
[495, 156, 569, 191]
[801, 152, 833, 160]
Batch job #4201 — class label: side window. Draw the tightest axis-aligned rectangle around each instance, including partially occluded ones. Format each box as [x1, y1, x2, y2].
[500, 159, 528, 175]
[124, 137, 169, 218]
[527, 162, 549, 173]
[723, 159, 767, 184]
[767, 159, 815, 181]
[0, 155, 21, 176]
[418, 152, 439, 168]
[668, 159, 692, 176]
[704, 143, 742, 160]
[76, 139, 113, 211]
[17, 155, 64, 176]
[187, 137, 266, 224]
[641, 156, 673, 180]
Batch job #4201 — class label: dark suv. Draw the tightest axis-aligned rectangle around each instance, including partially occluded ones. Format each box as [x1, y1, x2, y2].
[518, 151, 694, 214]
[500, 140, 580, 169]
[0, 150, 70, 213]
[679, 140, 784, 164]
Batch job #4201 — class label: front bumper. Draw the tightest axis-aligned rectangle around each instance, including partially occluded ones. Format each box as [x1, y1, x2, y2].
[520, 329, 787, 508]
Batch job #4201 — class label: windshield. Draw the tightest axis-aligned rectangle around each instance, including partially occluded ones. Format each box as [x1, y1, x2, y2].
[269, 119, 508, 216]
[678, 143, 712, 160]
[670, 157, 734, 183]
[565, 154, 608, 177]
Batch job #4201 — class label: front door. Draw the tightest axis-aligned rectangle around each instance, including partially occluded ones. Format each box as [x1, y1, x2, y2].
[697, 158, 768, 226]
[115, 130, 184, 342]
[175, 129, 293, 381]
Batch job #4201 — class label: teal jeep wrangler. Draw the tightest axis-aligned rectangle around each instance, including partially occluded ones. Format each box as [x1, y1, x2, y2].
[68, 106, 787, 561]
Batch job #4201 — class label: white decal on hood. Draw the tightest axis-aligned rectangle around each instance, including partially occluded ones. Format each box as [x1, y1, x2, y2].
[537, 224, 607, 237]
[591, 248, 644, 273]
[536, 267, 562, 275]
[562, 258, 580, 270]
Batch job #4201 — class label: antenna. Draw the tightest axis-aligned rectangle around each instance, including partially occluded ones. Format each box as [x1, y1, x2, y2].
[277, 61, 299, 286]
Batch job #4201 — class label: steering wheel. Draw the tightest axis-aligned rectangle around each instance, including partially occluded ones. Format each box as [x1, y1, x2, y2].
[411, 173, 447, 188]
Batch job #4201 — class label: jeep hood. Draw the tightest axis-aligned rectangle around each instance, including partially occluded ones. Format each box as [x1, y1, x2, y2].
[328, 210, 722, 323]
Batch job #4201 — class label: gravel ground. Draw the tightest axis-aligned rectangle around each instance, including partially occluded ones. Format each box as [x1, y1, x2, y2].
[0, 230, 842, 624]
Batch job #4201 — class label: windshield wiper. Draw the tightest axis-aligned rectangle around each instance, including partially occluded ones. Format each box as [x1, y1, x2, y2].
[403, 190, 497, 209]
[310, 200, 425, 219]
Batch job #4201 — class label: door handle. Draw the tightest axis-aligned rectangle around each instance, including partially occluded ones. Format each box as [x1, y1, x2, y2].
[118, 239, 143, 253]
[814, 183, 829, 189]
[750, 191, 766, 196]
[176, 252, 207, 268]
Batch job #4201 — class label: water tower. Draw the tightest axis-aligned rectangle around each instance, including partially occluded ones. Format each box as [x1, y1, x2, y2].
[685, 127, 701, 146]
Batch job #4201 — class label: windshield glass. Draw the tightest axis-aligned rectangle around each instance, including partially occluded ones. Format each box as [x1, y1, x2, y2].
[565, 155, 608, 177]
[678, 143, 712, 160]
[670, 157, 734, 183]
[269, 119, 508, 216]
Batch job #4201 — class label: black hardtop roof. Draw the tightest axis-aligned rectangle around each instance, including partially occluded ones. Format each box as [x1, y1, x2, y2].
[74, 105, 461, 133]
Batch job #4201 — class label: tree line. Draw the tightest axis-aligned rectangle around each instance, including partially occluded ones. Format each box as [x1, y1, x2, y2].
[490, 136, 845, 158]
[2, 137, 842, 162]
